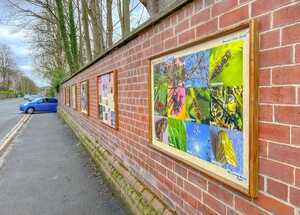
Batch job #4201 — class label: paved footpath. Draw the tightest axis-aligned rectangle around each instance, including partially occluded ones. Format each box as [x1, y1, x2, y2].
[0, 113, 129, 215]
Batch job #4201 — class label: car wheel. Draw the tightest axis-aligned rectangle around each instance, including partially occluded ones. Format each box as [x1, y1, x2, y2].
[27, 108, 34, 114]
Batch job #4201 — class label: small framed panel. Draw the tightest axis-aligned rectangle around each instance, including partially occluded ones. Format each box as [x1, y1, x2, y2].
[71, 84, 77, 110]
[66, 86, 70, 107]
[97, 71, 118, 129]
[149, 21, 258, 197]
[80, 80, 89, 115]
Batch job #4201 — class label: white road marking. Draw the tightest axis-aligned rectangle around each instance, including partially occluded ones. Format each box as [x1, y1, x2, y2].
[0, 114, 31, 154]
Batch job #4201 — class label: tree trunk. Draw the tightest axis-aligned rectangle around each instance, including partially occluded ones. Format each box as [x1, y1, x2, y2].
[118, 0, 130, 37]
[89, 0, 105, 55]
[68, 0, 79, 72]
[106, 0, 113, 48]
[55, 0, 74, 73]
[76, 0, 83, 66]
[81, 0, 93, 61]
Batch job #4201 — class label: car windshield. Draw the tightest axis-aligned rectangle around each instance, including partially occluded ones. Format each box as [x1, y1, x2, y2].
[32, 98, 43, 102]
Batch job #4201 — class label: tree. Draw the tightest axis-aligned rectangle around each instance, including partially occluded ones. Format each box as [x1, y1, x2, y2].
[89, 0, 105, 55]
[118, 0, 130, 37]
[0, 44, 15, 89]
[68, 0, 79, 71]
[106, 0, 113, 48]
[81, 0, 93, 61]
[55, 0, 74, 73]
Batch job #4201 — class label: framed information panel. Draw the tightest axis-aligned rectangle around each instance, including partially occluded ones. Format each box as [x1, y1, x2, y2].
[150, 21, 258, 197]
[71, 84, 77, 109]
[80, 80, 89, 114]
[98, 71, 118, 129]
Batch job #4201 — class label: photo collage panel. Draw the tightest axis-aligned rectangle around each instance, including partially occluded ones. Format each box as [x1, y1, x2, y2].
[153, 39, 246, 181]
[80, 81, 88, 114]
[98, 72, 116, 128]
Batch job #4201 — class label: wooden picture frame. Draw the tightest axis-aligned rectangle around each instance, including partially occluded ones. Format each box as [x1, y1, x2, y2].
[66, 86, 70, 107]
[80, 80, 89, 115]
[64, 87, 67, 105]
[71, 84, 77, 110]
[97, 70, 118, 129]
[149, 20, 258, 197]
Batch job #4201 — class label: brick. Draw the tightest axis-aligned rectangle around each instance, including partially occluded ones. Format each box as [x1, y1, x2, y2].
[259, 105, 273, 122]
[259, 175, 265, 191]
[178, 29, 195, 45]
[212, 0, 238, 16]
[181, 191, 198, 208]
[282, 23, 300, 45]
[183, 202, 198, 215]
[260, 158, 294, 184]
[267, 178, 288, 201]
[275, 106, 300, 125]
[260, 30, 280, 49]
[259, 140, 268, 158]
[290, 187, 300, 207]
[251, 0, 289, 16]
[191, 8, 210, 26]
[227, 207, 240, 215]
[259, 87, 295, 104]
[196, 18, 218, 38]
[164, 37, 178, 50]
[255, 193, 294, 215]
[168, 192, 183, 207]
[197, 201, 218, 215]
[296, 169, 300, 188]
[184, 181, 202, 200]
[257, 13, 271, 32]
[272, 65, 300, 85]
[175, 19, 189, 34]
[219, 5, 249, 28]
[161, 156, 173, 170]
[259, 69, 271, 86]
[235, 197, 267, 215]
[203, 193, 226, 215]
[174, 163, 187, 178]
[269, 143, 300, 167]
[296, 45, 300, 63]
[273, 3, 300, 27]
[291, 127, 300, 146]
[259, 123, 290, 143]
[207, 182, 233, 206]
[187, 170, 207, 189]
[259, 46, 293, 67]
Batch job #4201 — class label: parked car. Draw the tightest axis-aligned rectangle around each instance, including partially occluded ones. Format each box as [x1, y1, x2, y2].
[23, 94, 31, 100]
[24, 94, 41, 101]
[20, 97, 58, 114]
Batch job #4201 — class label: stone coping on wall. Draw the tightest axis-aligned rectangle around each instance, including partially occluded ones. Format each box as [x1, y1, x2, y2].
[58, 107, 176, 215]
[61, 0, 192, 85]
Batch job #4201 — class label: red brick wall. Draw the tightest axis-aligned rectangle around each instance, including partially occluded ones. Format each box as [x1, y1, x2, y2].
[61, 0, 300, 214]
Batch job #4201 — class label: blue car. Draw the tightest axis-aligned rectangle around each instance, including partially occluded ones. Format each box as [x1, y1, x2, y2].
[20, 97, 58, 114]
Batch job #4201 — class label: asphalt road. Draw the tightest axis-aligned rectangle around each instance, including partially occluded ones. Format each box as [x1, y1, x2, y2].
[0, 113, 129, 215]
[0, 98, 23, 142]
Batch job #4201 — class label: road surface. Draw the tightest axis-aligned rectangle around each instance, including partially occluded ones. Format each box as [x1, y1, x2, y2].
[0, 98, 23, 142]
[0, 113, 129, 215]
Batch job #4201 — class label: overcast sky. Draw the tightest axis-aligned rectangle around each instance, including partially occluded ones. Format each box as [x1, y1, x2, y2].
[0, 1, 49, 87]
[0, 0, 148, 88]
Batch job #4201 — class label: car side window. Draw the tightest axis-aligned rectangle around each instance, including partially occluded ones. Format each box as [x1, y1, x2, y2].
[49, 98, 57, 103]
